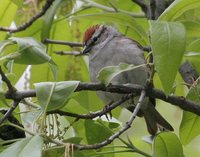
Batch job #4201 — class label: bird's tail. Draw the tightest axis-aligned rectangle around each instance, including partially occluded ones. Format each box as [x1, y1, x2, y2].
[143, 102, 174, 135]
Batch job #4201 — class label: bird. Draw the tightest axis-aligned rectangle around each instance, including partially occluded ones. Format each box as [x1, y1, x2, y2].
[81, 24, 173, 135]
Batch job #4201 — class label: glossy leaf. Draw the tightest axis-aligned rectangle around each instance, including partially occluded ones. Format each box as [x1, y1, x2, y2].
[41, 0, 65, 41]
[159, 0, 200, 21]
[29, 20, 74, 85]
[34, 81, 79, 111]
[14, 19, 43, 40]
[181, 21, 200, 42]
[180, 81, 200, 145]
[9, 37, 51, 64]
[0, 40, 14, 54]
[186, 39, 200, 53]
[176, 8, 200, 23]
[153, 132, 184, 157]
[0, 135, 43, 157]
[97, 62, 145, 86]
[84, 119, 113, 144]
[43, 146, 87, 157]
[48, 60, 58, 81]
[11, 0, 23, 7]
[149, 21, 186, 94]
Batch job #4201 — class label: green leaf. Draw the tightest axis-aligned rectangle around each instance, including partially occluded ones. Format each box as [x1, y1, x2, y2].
[48, 60, 58, 80]
[159, 0, 200, 21]
[63, 137, 82, 144]
[185, 52, 200, 57]
[0, 135, 43, 157]
[186, 38, 200, 52]
[149, 21, 186, 94]
[9, 37, 51, 65]
[14, 19, 43, 40]
[72, 12, 148, 45]
[0, 40, 14, 54]
[0, 1, 18, 40]
[153, 132, 184, 157]
[185, 38, 200, 57]
[42, 146, 65, 157]
[184, 39, 200, 73]
[34, 81, 79, 111]
[84, 119, 113, 144]
[41, 0, 64, 41]
[11, 0, 23, 7]
[97, 62, 145, 86]
[43, 146, 87, 157]
[181, 21, 200, 42]
[180, 81, 200, 145]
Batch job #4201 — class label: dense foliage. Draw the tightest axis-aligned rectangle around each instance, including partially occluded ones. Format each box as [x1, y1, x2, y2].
[0, 0, 200, 157]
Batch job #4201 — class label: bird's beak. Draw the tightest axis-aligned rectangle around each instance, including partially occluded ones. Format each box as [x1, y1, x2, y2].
[82, 44, 92, 54]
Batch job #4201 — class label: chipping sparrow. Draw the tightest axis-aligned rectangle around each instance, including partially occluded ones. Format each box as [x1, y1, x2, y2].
[82, 25, 173, 135]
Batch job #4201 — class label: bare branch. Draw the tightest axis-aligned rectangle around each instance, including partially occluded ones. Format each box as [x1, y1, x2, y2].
[5, 82, 200, 116]
[0, 100, 20, 125]
[0, 67, 16, 94]
[0, 0, 55, 33]
[47, 95, 132, 118]
[0, 67, 20, 125]
[44, 39, 150, 54]
[54, 51, 82, 56]
[43, 39, 82, 47]
[73, 90, 146, 150]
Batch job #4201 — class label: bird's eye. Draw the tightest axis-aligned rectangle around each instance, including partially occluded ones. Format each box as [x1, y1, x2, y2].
[93, 36, 98, 42]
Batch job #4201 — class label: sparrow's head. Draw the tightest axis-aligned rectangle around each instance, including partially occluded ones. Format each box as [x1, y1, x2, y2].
[82, 24, 120, 54]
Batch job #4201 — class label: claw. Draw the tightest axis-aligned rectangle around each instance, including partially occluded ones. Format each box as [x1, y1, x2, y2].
[102, 101, 113, 120]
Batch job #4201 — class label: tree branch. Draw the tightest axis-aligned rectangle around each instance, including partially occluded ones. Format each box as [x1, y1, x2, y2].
[54, 51, 82, 56]
[7, 82, 200, 116]
[47, 95, 132, 118]
[0, 67, 16, 94]
[1, 65, 200, 121]
[0, 100, 20, 125]
[73, 90, 146, 150]
[43, 39, 82, 47]
[0, 67, 20, 125]
[0, 0, 55, 33]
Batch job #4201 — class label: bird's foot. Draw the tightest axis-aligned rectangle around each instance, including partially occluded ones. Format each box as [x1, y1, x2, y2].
[102, 101, 113, 120]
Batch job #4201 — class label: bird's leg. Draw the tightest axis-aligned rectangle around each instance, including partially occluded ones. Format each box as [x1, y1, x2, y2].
[126, 94, 144, 117]
[129, 93, 136, 105]
[102, 101, 113, 120]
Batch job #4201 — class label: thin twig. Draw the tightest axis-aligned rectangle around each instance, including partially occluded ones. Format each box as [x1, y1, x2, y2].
[0, 66, 16, 94]
[0, 67, 19, 125]
[47, 95, 132, 118]
[0, 100, 20, 125]
[43, 39, 82, 47]
[73, 90, 146, 150]
[0, 0, 55, 33]
[4, 82, 200, 116]
[54, 51, 82, 56]
[44, 39, 150, 54]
